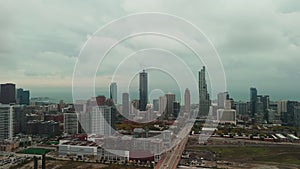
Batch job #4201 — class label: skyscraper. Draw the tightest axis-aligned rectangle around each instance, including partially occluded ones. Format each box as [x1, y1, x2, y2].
[13, 105, 25, 134]
[277, 100, 287, 115]
[165, 93, 175, 118]
[294, 106, 300, 128]
[256, 95, 270, 123]
[153, 99, 159, 111]
[286, 101, 298, 126]
[250, 87, 257, 118]
[110, 82, 117, 105]
[173, 101, 180, 117]
[64, 113, 78, 135]
[139, 70, 148, 111]
[16, 88, 30, 105]
[16, 88, 22, 104]
[122, 93, 129, 117]
[199, 66, 211, 116]
[0, 83, 16, 104]
[184, 88, 190, 113]
[159, 96, 166, 114]
[217, 92, 229, 109]
[89, 106, 113, 136]
[235, 102, 247, 116]
[260, 95, 270, 112]
[0, 105, 14, 140]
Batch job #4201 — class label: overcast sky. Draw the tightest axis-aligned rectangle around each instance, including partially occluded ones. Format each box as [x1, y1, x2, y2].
[0, 0, 300, 102]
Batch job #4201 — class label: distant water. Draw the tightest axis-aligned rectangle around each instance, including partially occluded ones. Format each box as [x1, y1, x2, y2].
[31, 89, 73, 104]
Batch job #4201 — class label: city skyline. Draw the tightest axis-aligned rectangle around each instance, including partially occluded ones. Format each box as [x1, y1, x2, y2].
[1, 80, 300, 105]
[1, 1, 300, 168]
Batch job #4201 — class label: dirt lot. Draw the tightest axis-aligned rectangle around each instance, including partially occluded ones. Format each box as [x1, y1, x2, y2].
[183, 137, 300, 169]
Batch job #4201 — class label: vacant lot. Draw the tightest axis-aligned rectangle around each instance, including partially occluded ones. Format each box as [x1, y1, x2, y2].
[185, 141, 300, 168]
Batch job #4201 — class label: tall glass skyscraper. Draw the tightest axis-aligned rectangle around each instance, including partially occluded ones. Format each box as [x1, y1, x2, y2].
[122, 92, 129, 117]
[199, 66, 211, 116]
[250, 87, 257, 118]
[16, 88, 30, 105]
[166, 93, 175, 117]
[110, 82, 117, 105]
[184, 88, 191, 113]
[139, 70, 148, 111]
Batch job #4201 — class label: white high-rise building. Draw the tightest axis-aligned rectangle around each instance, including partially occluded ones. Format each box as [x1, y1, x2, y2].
[217, 92, 229, 109]
[184, 88, 190, 113]
[158, 96, 166, 115]
[0, 105, 14, 140]
[89, 106, 113, 136]
[277, 100, 287, 114]
[217, 101, 236, 125]
[64, 113, 78, 135]
[224, 100, 232, 109]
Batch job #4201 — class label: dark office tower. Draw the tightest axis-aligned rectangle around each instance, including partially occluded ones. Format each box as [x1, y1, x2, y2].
[110, 82, 117, 105]
[250, 87, 257, 118]
[122, 93, 129, 117]
[17, 88, 30, 105]
[23, 90, 30, 105]
[235, 102, 247, 115]
[173, 101, 180, 117]
[294, 106, 300, 128]
[16, 88, 22, 104]
[13, 105, 25, 134]
[256, 96, 264, 114]
[139, 70, 148, 111]
[0, 83, 16, 104]
[285, 101, 298, 126]
[165, 93, 175, 118]
[198, 66, 211, 117]
[261, 95, 270, 112]
[257, 95, 270, 122]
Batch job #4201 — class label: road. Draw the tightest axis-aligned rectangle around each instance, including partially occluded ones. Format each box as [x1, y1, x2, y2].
[157, 138, 187, 169]
[157, 127, 190, 169]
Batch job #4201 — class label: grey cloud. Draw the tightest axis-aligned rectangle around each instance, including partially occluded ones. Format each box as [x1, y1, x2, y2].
[0, 0, 299, 101]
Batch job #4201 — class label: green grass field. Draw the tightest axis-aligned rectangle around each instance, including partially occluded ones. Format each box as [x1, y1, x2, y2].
[18, 148, 52, 155]
[186, 145, 300, 165]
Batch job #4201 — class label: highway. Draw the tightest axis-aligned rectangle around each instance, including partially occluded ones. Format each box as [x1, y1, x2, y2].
[157, 125, 191, 169]
[157, 137, 187, 169]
